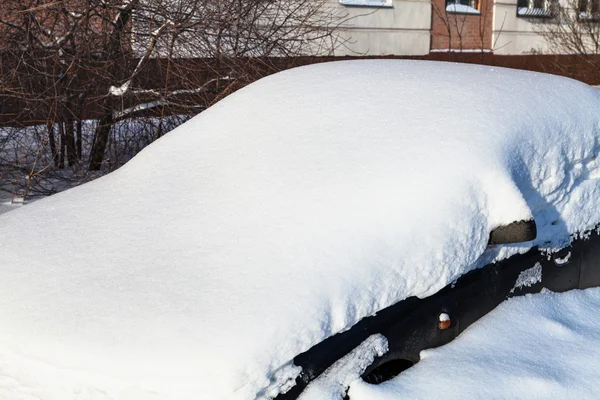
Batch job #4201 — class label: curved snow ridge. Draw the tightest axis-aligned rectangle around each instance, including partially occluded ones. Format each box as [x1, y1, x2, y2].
[2, 60, 600, 399]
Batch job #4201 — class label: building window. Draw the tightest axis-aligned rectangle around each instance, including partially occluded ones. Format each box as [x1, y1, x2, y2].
[446, 0, 481, 15]
[579, 0, 600, 20]
[339, 0, 393, 7]
[517, 0, 556, 17]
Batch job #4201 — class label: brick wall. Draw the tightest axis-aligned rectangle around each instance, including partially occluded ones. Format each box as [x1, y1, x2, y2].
[431, 0, 494, 51]
[0, 0, 124, 52]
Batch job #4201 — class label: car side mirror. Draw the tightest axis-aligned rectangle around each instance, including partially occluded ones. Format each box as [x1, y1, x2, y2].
[488, 219, 537, 245]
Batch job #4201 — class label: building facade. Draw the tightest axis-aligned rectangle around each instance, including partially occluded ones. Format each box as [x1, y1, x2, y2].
[331, 0, 571, 55]
[328, 0, 432, 55]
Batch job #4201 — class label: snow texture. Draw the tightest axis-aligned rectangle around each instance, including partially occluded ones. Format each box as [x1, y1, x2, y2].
[2, 60, 600, 399]
[0, 198, 23, 215]
[298, 335, 388, 400]
[554, 251, 572, 265]
[339, 0, 393, 7]
[349, 288, 600, 400]
[109, 81, 130, 96]
[510, 262, 543, 293]
[446, 3, 481, 13]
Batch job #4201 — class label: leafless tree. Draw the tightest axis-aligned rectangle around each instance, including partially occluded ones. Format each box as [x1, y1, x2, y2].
[433, 2, 466, 51]
[0, 0, 343, 199]
[533, 0, 600, 77]
[431, 0, 493, 54]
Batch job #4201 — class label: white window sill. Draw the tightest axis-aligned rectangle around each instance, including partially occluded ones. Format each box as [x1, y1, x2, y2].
[446, 4, 481, 14]
[339, 0, 393, 8]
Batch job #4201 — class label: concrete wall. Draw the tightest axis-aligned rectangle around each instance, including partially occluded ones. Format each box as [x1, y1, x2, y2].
[492, 0, 552, 54]
[329, 0, 432, 55]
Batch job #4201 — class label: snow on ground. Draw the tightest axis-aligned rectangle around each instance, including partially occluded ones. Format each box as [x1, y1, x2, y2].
[2, 60, 600, 399]
[349, 288, 600, 400]
[0, 116, 189, 201]
[0, 196, 21, 215]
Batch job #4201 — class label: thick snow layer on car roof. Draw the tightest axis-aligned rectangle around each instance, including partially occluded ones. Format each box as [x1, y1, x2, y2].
[348, 287, 600, 400]
[2, 60, 600, 399]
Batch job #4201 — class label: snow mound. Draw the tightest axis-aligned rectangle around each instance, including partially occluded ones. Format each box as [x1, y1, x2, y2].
[349, 288, 600, 399]
[299, 334, 388, 400]
[1, 60, 600, 399]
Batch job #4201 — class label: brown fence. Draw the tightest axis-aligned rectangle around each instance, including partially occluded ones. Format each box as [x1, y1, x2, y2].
[1, 53, 598, 127]
[291, 53, 600, 85]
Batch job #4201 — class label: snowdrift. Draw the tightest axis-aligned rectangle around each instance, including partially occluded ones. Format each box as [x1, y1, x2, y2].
[348, 288, 600, 400]
[1, 60, 600, 399]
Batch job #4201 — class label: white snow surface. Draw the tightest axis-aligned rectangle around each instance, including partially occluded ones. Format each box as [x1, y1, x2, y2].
[446, 3, 481, 13]
[439, 312, 450, 322]
[349, 288, 600, 399]
[339, 0, 393, 7]
[2, 60, 600, 399]
[510, 262, 542, 293]
[298, 335, 388, 400]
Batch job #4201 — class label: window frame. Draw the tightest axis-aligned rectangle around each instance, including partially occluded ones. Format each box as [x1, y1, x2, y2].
[445, 0, 482, 15]
[516, 0, 557, 18]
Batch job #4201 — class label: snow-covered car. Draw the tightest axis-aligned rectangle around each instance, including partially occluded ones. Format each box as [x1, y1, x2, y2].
[2, 60, 600, 400]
